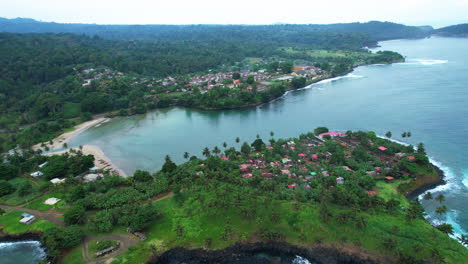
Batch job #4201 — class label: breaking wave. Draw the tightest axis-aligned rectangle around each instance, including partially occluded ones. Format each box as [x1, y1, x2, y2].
[292, 255, 312, 264]
[398, 59, 448, 65]
[0, 240, 42, 249]
[0, 240, 46, 260]
[376, 136, 466, 244]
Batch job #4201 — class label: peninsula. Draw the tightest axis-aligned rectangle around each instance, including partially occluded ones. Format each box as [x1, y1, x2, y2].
[1, 128, 467, 263]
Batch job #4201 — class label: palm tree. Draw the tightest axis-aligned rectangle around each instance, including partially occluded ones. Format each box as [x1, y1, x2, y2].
[435, 194, 445, 204]
[423, 192, 433, 200]
[213, 146, 221, 156]
[435, 205, 448, 216]
[457, 234, 468, 246]
[202, 147, 211, 158]
[183, 152, 189, 160]
[222, 142, 227, 148]
[235, 137, 240, 144]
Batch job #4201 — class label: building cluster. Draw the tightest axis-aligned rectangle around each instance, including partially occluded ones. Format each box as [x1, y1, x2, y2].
[230, 131, 417, 192]
[78, 63, 325, 96]
[81, 67, 124, 87]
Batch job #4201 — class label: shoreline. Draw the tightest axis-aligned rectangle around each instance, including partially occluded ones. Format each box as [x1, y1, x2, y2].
[45, 144, 128, 178]
[150, 241, 393, 264]
[33, 117, 108, 151]
[406, 164, 446, 200]
[36, 116, 129, 178]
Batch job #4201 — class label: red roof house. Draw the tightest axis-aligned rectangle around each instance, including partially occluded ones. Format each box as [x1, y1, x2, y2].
[242, 173, 253, 178]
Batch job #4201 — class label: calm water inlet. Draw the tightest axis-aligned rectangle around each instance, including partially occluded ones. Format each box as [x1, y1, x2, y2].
[68, 37, 468, 241]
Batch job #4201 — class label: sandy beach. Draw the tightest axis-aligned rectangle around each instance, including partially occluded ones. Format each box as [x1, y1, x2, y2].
[44, 145, 128, 178]
[33, 117, 108, 151]
[36, 117, 129, 178]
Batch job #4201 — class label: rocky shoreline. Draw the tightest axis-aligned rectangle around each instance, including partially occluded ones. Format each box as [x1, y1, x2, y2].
[0, 231, 42, 242]
[406, 163, 446, 200]
[149, 242, 394, 264]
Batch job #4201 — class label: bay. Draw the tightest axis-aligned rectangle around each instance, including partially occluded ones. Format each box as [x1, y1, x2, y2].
[70, 36, 468, 239]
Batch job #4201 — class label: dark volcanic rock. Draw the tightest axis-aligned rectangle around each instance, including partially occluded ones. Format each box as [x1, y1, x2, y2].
[150, 242, 380, 264]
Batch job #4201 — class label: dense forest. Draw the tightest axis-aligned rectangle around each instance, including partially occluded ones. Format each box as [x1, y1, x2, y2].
[0, 30, 403, 151]
[434, 23, 468, 37]
[0, 18, 431, 42]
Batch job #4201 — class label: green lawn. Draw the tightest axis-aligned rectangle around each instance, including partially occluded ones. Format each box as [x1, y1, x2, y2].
[24, 192, 67, 211]
[375, 180, 410, 207]
[0, 209, 56, 234]
[88, 240, 119, 258]
[62, 246, 86, 264]
[0, 177, 44, 206]
[111, 195, 468, 264]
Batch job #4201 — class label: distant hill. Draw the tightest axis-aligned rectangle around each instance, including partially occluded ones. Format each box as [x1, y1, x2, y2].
[0, 17, 430, 42]
[434, 24, 468, 37]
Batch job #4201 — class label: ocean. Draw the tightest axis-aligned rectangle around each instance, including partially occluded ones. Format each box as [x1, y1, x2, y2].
[4, 36, 467, 263]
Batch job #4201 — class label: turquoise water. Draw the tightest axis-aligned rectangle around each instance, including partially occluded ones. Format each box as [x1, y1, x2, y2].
[69, 37, 467, 238]
[0, 241, 46, 263]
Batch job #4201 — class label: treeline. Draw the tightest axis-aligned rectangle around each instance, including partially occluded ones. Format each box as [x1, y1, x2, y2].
[434, 23, 468, 37]
[0, 18, 431, 42]
[0, 30, 402, 151]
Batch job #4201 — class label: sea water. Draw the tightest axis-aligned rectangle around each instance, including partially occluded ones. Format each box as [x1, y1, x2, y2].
[0, 241, 46, 264]
[70, 36, 468, 242]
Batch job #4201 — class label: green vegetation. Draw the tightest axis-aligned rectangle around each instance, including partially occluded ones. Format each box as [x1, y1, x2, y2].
[434, 23, 468, 37]
[41, 226, 84, 261]
[0, 209, 55, 234]
[62, 246, 86, 264]
[0, 30, 403, 152]
[24, 193, 66, 211]
[88, 240, 119, 258]
[3, 129, 465, 263]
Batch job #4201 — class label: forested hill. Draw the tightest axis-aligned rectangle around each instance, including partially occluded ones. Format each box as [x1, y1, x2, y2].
[0, 18, 429, 42]
[434, 24, 468, 37]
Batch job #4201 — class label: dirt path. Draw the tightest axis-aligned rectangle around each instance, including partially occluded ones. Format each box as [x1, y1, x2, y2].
[0, 204, 64, 226]
[81, 234, 139, 263]
[152, 192, 174, 202]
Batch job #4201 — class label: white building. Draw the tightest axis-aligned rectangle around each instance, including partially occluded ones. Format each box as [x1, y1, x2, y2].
[30, 171, 44, 178]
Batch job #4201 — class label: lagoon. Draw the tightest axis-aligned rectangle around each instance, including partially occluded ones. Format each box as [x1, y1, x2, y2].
[70, 37, 468, 239]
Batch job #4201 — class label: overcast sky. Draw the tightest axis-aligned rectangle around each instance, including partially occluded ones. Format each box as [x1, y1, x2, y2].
[1, 0, 467, 28]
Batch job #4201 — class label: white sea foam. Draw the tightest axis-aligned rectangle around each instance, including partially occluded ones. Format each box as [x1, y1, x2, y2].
[463, 169, 468, 189]
[378, 135, 466, 245]
[375, 136, 459, 196]
[0, 240, 43, 249]
[94, 118, 111, 127]
[292, 255, 312, 264]
[398, 59, 448, 66]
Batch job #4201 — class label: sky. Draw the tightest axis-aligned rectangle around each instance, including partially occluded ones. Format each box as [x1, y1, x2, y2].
[1, 0, 467, 28]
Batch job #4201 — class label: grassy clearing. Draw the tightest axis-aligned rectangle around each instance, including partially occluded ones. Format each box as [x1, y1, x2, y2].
[112, 195, 467, 264]
[24, 192, 66, 211]
[376, 180, 410, 207]
[62, 102, 81, 119]
[88, 240, 119, 258]
[62, 245, 86, 264]
[0, 209, 55, 234]
[0, 177, 44, 206]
